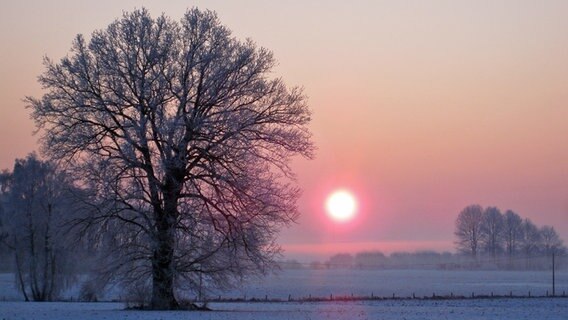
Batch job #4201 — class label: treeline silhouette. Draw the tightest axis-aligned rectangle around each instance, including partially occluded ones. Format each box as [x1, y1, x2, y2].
[279, 249, 567, 271]
[454, 204, 566, 269]
[280, 205, 566, 271]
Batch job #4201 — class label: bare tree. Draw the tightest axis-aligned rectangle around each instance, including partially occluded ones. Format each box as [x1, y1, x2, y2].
[454, 206, 566, 269]
[539, 226, 564, 256]
[0, 170, 11, 270]
[480, 206, 504, 260]
[27, 8, 313, 309]
[519, 218, 541, 268]
[503, 210, 523, 257]
[0, 154, 79, 301]
[454, 204, 484, 258]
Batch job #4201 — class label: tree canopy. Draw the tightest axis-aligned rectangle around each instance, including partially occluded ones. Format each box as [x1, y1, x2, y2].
[27, 8, 313, 309]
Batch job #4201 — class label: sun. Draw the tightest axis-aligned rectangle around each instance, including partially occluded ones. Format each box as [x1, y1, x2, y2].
[325, 189, 357, 222]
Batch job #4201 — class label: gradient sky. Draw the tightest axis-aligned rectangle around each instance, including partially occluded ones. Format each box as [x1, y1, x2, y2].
[1, 1, 567, 260]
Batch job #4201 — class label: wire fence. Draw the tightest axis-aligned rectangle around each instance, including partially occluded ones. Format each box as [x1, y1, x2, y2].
[277, 252, 568, 270]
[200, 290, 568, 304]
[190, 254, 568, 305]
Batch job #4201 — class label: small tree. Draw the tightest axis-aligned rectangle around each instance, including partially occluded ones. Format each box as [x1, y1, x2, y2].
[0, 154, 79, 301]
[455, 204, 484, 258]
[539, 226, 564, 256]
[480, 206, 504, 260]
[0, 170, 11, 271]
[27, 8, 313, 309]
[519, 219, 541, 269]
[503, 210, 523, 257]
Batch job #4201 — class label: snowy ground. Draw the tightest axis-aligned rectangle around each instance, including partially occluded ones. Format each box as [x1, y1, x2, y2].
[223, 269, 567, 300]
[1, 298, 567, 320]
[1, 269, 566, 301]
[1, 269, 567, 319]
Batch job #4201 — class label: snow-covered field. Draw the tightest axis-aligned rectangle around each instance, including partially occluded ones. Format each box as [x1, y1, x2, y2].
[1, 269, 567, 301]
[1, 269, 567, 319]
[224, 269, 567, 300]
[1, 298, 567, 320]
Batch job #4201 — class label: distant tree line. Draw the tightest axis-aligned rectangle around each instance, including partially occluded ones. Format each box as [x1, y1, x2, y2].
[455, 204, 566, 269]
[277, 204, 567, 271]
[279, 251, 454, 270]
[279, 246, 567, 271]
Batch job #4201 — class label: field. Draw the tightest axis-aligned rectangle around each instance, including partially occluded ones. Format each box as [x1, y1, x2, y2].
[223, 269, 568, 300]
[1, 269, 567, 319]
[1, 299, 567, 320]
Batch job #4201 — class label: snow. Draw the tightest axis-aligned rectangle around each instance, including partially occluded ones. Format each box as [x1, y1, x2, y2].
[221, 269, 567, 300]
[2, 269, 567, 302]
[0, 299, 567, 320]
[1, 269, 567, 319]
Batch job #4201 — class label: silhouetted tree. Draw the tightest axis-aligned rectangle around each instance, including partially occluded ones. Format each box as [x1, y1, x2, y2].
[0, 154, 80, 301]
[539, 226, 564, 255]
[455, 204, 484, 258]
[455, 205, 566, 269]
[480, 206, 504, 259]
[503, 210, 523, 257]
[519, 218, 541, 268]
[0, 170, 11, 269]
[27, 8, 313, 309]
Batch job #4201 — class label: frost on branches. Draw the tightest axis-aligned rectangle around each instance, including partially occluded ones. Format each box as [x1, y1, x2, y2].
[27, 8, 313, 309]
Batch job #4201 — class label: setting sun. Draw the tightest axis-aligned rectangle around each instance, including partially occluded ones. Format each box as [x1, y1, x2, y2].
[325, 190, 357, 222]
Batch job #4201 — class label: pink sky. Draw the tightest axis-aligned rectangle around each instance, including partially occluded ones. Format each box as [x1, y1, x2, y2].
[1, 1, 567, 260]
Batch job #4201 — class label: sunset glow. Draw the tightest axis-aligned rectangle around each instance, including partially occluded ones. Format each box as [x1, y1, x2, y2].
[0, 1, 567, 260]
[325, 190, 357, 222]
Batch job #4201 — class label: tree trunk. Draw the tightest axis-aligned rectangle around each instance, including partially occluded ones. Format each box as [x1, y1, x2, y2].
[150, 194, 178, 310]
[151, 253, 176, 309]
[14, 249, 29, 302]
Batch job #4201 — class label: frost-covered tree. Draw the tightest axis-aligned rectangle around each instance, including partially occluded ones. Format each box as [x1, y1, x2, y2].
[480, 206, 504, 259]
[454, 204, 484, 258]
[0, 170, 11, 269]
[503, 210, 523, 257]
[0, 154, 79, 301]
[519, 218, 541, 268]
[539, 226, 564, 256]
[27, 8, 313, 309]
